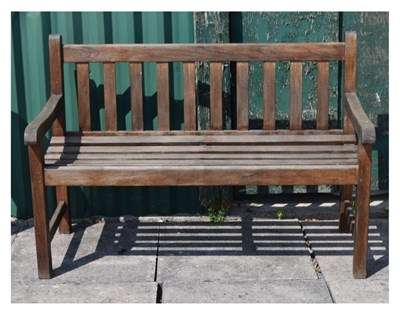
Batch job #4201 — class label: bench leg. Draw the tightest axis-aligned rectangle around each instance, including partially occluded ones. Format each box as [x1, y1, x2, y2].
[33, 191, 52, 279]
[339, 185, 353, 232]
[353, 144, 372, 279]
[56, 186, 71, 234]
[28, 145, 52, 279]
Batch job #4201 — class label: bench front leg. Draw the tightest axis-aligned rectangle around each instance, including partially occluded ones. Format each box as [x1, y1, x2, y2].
[28, 143, 52, 279]
[353, 143, 372, 279]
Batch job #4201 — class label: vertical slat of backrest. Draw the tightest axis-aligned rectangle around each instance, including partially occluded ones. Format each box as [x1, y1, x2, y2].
[344, 32, 357, 134]
[289, 62, 303, 130]
[130, 63, 143, 131]
[236, 62, 249, 130]
[183, 62, 196, 130]
[210, 62, 223, 130]
[263, 62, 276, 130]
[49, 35, 65, 136]
[156, 62, 170, 131]
[317, 62, 330, 130]
[76, 63, 91, 131]
[103, 63, 117, 131]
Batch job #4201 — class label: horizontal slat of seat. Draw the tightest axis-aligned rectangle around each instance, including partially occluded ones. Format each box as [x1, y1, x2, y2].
[47, 144, 357, 154]
[44, 165, 358, 186]
[46, 158, 357, 166]
[49, 134, 356, 146]
[45, 152, 357, 161]
[63, 43, 345, 62]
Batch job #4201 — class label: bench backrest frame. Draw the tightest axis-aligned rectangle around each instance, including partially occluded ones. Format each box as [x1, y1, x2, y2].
[48, 32, 357, 135]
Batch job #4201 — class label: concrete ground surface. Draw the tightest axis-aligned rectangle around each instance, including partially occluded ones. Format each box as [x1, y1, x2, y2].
[11, 193, 389, 303]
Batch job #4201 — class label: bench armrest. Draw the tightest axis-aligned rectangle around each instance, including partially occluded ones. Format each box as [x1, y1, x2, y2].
[344, 92, 376, 144]
[24, 94, 63, 146]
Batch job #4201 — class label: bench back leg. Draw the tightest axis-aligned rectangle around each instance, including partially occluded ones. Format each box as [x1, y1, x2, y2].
[28, 144, 53, 279]
[353, 144, 372, 279]
[56, 186, 71, 234]
[339, 185, 353, 232]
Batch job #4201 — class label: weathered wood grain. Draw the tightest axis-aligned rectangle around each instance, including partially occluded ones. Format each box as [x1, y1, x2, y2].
[46, 144, 357, 155]
[317, 62, 330, 130]
[130, 62, 144, 130]
[49, 134, 356, 146]
[49, 35, 71, 235]
[76, 63, 91, 131]
[49, 34, 65, 137]
[343, 32, 357, 134]
[46, 158, 358, 167]
[290, 62, 303, 130]
[353, 143, 372, 279]
[339, 186, 353, 232]
[210, 63, 223, 130]
[49, 201, 66, 241]
[55, 186, 71, 234]
[63, 129, 350, 136]
[104, 63, 117, 130]
[28, 143, 52, 279]
[183, 62, 196, 130]
[263, 62, 276, 130]
[236, 62, 249, 130]
[157, 63, 170, 130]
[63, 43, 346, 62]
[44, 165, 358, 187]
[45, 152, 357, 161]
[24, 94, 63, 145]
[344, 93, 376, 144]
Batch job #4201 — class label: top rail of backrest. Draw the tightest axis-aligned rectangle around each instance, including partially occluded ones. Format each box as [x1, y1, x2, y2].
[63, 42, 346, 63]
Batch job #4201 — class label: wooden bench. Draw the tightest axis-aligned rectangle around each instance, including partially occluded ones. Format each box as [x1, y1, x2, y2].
[24, 32, 375, 279]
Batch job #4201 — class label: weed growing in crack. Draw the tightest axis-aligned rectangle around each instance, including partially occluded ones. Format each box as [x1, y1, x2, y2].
[207, 207, 228, 222]
[276, 208, 284, 220]
[379, 207, 389, 219]
[352, 196, 356, 216]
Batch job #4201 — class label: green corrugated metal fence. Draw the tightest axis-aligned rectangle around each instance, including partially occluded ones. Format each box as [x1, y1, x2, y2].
[11, 12, 388, 219]
[11, 12, 199, 218]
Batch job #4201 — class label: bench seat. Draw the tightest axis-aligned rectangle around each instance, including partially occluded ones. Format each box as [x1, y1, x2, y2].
[44, 131, 358, 186]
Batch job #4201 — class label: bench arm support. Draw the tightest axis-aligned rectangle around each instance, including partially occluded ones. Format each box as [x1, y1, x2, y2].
[344, 92, 376, 144]
[24, 94, 63, 146]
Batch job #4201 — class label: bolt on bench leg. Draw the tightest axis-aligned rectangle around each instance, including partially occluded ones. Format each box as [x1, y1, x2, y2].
[28, 145, 53, 279]
[353, 144, 372, 279]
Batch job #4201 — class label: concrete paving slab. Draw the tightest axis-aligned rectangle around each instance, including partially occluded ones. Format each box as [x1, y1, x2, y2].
[161, 279, 332, 303]
[12, 282, 158, 303]
[324, 279, 388, 303]
[11, 220, 158, 302]
[157, 219, 318, 282]
[302, 219, 389, 280]
[157, 255, 317, 283]
[12, 256, 157, 285]
[12, 224, 158, 281]
[302, 219, 389, 303]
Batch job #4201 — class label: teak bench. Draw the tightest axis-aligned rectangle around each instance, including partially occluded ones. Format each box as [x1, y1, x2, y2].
[25, 32, 375, 279]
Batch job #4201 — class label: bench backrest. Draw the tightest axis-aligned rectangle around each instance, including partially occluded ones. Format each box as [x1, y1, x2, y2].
[49, 32, 357, 134]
